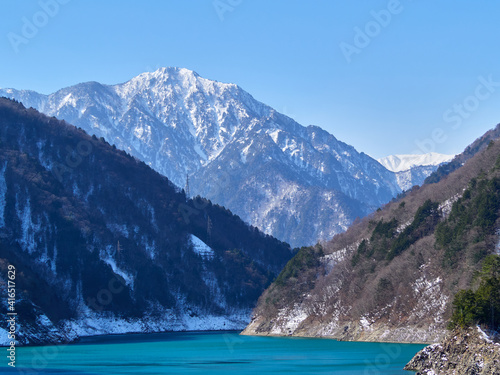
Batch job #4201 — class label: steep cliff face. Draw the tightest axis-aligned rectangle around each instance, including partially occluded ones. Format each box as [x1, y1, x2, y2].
[242, 127, 500, 344]
[404, 327, 500, 374]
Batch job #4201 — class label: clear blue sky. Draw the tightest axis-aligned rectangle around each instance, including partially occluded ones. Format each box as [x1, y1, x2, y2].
[1, 0, 500, 159]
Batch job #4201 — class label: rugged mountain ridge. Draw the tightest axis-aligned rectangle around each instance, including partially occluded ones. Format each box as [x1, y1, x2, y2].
[242, 125, 500, 344]
[425, 124, 500, 185]
[0, 98, 293, 345]
[0, 68, 406, 247]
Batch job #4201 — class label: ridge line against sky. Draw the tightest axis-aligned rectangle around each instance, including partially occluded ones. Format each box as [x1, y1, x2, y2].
[1, 0, 500, 159]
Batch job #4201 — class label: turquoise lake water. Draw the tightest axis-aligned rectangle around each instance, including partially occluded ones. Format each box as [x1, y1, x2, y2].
[3, 331, 425, 374]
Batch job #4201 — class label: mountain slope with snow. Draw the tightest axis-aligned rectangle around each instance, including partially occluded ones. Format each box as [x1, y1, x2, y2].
[1, 68, 404, 247]
[0, 99, 293, 345]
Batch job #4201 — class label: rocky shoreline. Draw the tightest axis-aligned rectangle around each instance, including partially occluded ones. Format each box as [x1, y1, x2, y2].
[404, 327, 500, 374]
[241, 313, 447, 344]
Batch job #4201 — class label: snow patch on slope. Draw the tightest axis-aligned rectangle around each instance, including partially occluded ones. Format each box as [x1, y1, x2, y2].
[496, 229, 500, 255]
[15, 195, 41, 254]
[272, 305, 310, 335]
[439, 193, 462, 218]
[0, 328, 10, 346]
[190, 234, 214, 259]
[411, 273, 448, 324]
[99, 246, 135, 288]
[0, 163, 7, 227]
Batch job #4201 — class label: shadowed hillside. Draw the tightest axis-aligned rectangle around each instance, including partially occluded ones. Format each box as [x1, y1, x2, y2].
[0, 98, 293, 345]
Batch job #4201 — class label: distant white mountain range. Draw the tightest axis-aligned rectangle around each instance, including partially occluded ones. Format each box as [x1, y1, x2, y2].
[378, 153, 455, 173]
[0, 68, 451, 247]
[377, 153, 455, 191]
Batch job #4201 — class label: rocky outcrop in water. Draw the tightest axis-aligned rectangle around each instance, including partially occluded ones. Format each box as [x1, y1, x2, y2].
[404, 327, 500, 374]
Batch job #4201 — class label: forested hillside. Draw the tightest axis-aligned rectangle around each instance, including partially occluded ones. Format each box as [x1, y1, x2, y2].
[0, 98, 293, 345]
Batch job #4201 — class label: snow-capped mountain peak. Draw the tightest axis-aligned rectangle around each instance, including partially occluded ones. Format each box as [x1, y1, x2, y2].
[378, 152, 455, 173]
[1, 68, 411, 247]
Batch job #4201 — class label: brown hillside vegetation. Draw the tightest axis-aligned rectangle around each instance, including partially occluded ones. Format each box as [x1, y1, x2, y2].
[242, 128, 500, 344]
